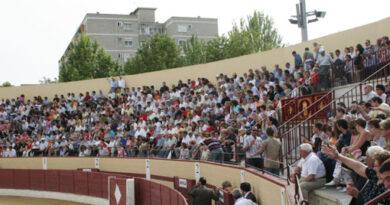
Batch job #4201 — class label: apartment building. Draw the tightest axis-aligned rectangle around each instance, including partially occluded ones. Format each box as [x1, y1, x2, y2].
[60, 7, 218, 64]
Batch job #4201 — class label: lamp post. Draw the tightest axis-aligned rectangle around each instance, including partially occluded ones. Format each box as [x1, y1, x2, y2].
[289, 0, 326, 42]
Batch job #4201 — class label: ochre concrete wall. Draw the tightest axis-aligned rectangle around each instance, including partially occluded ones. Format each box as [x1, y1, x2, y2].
[2, 17, 389, 100]
[0, 158, 287, 205]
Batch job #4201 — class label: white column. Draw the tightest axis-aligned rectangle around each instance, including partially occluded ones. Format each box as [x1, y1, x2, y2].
[94, 157, 100, 169]
[194, 162, 201, 182]
[126, 179, 135, 205]
[145, 159, 151, 180]
[240, 170, 245, 183]
[42, 157, 48, 170]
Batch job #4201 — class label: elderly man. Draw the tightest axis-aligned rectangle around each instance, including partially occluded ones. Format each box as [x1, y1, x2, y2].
[316, 47, 333, 90]
[363, 84, 378, 102]
[290, 143, 326, 201]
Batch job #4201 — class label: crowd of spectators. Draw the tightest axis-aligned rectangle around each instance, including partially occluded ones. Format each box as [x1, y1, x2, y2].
[0, 36, 389, 172]
[289, 91, 390, 203]
[0, 35, 389, 204]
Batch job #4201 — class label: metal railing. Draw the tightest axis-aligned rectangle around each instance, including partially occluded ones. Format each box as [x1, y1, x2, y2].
[279, 58, 390, 168]
[364, 189, 390, 205]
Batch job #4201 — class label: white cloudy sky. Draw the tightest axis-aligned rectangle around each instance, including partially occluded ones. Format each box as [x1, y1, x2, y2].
[0, 0, 389, 85]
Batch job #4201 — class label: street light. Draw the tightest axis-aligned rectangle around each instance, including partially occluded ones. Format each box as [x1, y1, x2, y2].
[289, 0, 326, 42]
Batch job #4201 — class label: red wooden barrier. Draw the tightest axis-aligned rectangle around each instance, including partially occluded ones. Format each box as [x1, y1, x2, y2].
[151, 182, 161, 205]
[30, 170, 45, 190]
[109, 177, 127, 205]
[45, 170, 59, 192]
[134, 178, 188, 205]
[101, 172, 110, 199]
[173, 176, 196, 204]
[0, 169, 14, 188]
[74, 171, 89, 196]
[59, 170, 74, 193]
[160, 185, 171, 205]
[13, 170, 30, 189]
[88, 172, 103, 198]
[0, 169, 188, 205]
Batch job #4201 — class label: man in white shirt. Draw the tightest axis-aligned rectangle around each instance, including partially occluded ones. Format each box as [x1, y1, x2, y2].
[363, 84, 378, 102]
[3, 146, 16, 157]
[316, 47, 333, 90]
[231, 189, 257, 205]
[243, 129, 263, 169]
[290, 143, 326, 201]
[118, 76, 125, 90]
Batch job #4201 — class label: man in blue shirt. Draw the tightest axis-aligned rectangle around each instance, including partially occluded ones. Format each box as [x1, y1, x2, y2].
[292, 51, 303, 69]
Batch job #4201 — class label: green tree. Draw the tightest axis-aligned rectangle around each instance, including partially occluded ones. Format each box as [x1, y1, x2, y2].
[59, 34, 118, 82]
[1, 81, 12, 87]
[181, 35, 207, 66]
[124, 34, 181, 74]
[39, 77, 58, 84]
[225, 11, 283, 58]
[205, 36, 228, 62]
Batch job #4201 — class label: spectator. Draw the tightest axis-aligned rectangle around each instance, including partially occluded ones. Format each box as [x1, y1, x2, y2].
[243, 128, 263, 169]
[354, 44, 365, 81]
[376, 84, 387, 103]
[290, 143, 326, 201]
[203, 132, 224, 163]
[292, 51, 303, 69]
[379, 158, 390, 189]
[322, 144, 390, 205]
[316, 47, 333, 90]
[107, 77, 118, 93]
[303, 47, 315, 70]
[118, 76, 126, 90]
[253, 127, 281, 175]
[363, 84, 378, 102]
[310, 123, 326, 153]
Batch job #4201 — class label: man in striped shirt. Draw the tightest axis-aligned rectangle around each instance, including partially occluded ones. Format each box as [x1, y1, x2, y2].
[202, 132, 224, 163]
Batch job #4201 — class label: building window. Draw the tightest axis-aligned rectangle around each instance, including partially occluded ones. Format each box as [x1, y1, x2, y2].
[140, 24, 151, 35]
[124, 39, 133, 47]
[123, 22, 132, 31]
[178, 24, 192, 33]
[117, 21, 123, 27]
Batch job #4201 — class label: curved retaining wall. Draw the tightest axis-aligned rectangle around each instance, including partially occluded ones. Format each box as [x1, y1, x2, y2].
[0, 157, 288, 205]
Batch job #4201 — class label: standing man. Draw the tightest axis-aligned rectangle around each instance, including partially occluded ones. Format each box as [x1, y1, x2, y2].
[188, 177, 220, 205]
[253, 128, 281, 175]
[243, 129, 263, 169]
[118, 76, 126, 91]
[290, 143, 326, 201]
[316, 47, 333, 90]
[203, 132, 224, 163]
[292, 51, 303, 70]
[108, 77, 118, 93]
